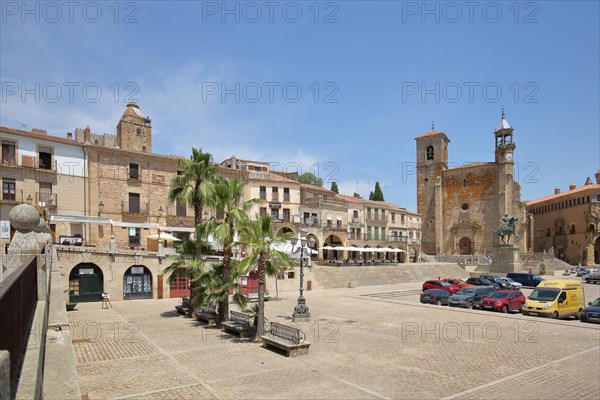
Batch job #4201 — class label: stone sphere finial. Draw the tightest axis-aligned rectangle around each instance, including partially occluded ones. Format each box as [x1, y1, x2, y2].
[9, 204, 40, 233]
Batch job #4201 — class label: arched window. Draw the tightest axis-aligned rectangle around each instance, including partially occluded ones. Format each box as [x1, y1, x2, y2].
[426, 146, 434, 160]
[570, 224, 576, 234]
[590, 224, 596, 232]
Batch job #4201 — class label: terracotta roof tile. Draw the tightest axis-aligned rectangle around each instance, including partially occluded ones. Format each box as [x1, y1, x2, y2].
[526, 184, 600, 206]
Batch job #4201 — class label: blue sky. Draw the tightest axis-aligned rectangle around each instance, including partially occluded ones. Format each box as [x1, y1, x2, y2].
[1, 1, 599, 211]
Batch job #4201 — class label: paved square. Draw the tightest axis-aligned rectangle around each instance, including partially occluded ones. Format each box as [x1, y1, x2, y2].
[69, 282, 600, 399]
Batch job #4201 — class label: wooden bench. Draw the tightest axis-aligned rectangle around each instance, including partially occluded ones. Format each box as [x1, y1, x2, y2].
[196, 304, 218, 325]
[175, 297, 190, 315]
[221, 311, 255, 338]
[261, 322, 310, 357]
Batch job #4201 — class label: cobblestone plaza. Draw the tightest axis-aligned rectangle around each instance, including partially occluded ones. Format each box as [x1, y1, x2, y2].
[69, 281, 600, 399]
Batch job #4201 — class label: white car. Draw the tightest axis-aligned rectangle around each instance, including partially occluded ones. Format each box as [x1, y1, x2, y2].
[500, 277, 522, 290]
[582, 269, 599, 280]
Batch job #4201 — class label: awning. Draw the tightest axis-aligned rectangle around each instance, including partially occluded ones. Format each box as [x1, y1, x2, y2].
[160, 226, 195, 233]
[50, 215, 112, 225]
[112, 222, 159, 229]
[147, 233, 181, 241]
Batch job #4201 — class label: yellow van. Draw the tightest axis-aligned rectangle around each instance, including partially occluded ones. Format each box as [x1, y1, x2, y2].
[522, 280, 585, 319]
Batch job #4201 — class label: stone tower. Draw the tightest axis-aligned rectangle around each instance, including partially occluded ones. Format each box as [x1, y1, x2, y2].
[415, 127, 450, 255]
[494, 109, 516, 218]
[117, 103, 152, 152]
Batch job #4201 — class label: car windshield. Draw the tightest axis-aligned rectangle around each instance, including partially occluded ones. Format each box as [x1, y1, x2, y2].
[505, 278, 515, 283]
[591, 299, 600, 307]
[487, 292, 508, 299]
[458, 288, 475, 295]
[529, 288, 560, 301]
[439, 281, 451, 286]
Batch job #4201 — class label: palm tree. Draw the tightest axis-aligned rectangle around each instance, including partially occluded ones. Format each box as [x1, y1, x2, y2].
[162, 239, 208, 315]
[190, 262, 247, 318]
[238, 215, 294, 340]
[168, 147, 217, 228]
[201, 177, 258, 322]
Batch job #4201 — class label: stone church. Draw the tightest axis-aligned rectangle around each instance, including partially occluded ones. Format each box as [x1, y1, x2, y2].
[416, 111, 527, 256]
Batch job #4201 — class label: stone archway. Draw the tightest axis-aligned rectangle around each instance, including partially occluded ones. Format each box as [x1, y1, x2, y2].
[276, 226, 293, 236]
[459, 237, 472, 255]
[69, 263, 104, 303]
[324, 234, 343, 260]
[123, 265, 153, 300]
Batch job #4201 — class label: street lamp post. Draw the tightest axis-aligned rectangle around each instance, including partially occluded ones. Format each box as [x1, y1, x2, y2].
[291, 229, 315, 322]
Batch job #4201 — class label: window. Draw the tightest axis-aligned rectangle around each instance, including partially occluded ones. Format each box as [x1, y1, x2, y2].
[272, 187, 279, 201]
[2, 141, 16, 165]
[463, 179, 467, 188]
[176, 201, 186, 217]
[353, 210, 359, 219]
[374, 227, 379, 240]
[391, 213, 395, 223]
[2, 178, 16, 201]
[283, 187, 290, 202]
[381, 209, 385, 221]
[570, 225, 576, 234]
[38, 146, 52, 169]
[129, 228, 141, 246]
[381, 229, 385, 241]
[271, 208, 279, 220]
[461, 203, 469, 211]
[367, 208, 371, 219]
[283, 208, 290, 222]
[128, 193, 140, 213]
[367, 226, 372, 240]
[287, 271, 295, 279]
[259, 207, 267, 217]
[129, 163, 139, 179]
[136, 128, 141, 136]
[401, 214, 405, 224]
[94, 139, 99, 145]
[39, 182, 52, 204]
[426, 146, 434, 160]
[374, 209, 379, 220]
[259, 186, 266, 200]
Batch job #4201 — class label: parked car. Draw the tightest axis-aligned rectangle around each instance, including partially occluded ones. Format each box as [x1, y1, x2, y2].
[506, 272, 545, 288]
[441, 278, 474, 289]
[522, 280, 585, 319]
[448, 286, 496, 309]
[479, 275, 512, 289]
[479, 290, 526, 313]
[500, 277, 523, 290]
[583, 272, 600, 284]
[576, 268, 590, 277]
[466, 277, 500, 289]
[422, 280, 461, 294]
[582, 297, 600, 323]
[420, 289, 451, 305]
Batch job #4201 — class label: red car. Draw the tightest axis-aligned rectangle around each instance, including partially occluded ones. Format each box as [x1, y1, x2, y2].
[479, 290, 526, 313]
[441, 278, 474, 289]
[422, 280, 461, 294]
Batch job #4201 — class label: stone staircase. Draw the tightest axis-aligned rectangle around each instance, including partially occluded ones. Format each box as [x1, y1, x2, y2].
[312, 262, 469, 289]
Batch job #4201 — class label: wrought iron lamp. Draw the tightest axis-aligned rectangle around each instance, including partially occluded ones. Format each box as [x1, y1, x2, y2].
[291, 229, 315, 322]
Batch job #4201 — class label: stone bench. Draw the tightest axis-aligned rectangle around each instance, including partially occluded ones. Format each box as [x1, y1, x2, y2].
[221, 311, 255, 338]
[196, 304, 218, 325]
[261, 322, 310, 357]
[175, 297, 190, 315]
[245, 292, 271, 302]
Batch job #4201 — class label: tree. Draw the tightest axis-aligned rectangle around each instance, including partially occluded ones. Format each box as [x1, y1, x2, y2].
[353, 192, 362, 198]
[296, 172, 323, 187]
[162, 239, 209, 316]
[372, 181, 385, 201]
[168, 147, 217, 228]
[369, 191, 374, 200]
[190, 262, 247, 319]
[330, 181, 339, 193]
[238, 215, 294, 340]
[201, 177, 257, 322]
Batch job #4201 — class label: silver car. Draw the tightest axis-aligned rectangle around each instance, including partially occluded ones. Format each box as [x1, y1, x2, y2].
[500, 277, 522, 290]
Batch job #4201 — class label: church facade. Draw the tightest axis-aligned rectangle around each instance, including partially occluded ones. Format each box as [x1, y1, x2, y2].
[416, 112, 527, 256]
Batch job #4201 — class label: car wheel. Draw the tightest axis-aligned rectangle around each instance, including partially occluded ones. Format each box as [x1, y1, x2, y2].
[436, 300, 442, 306]
[552, 311, 559, 319]
[467, 302, 473, 310]
[502, 305, 508, 314]
[585, 278, 590, 283]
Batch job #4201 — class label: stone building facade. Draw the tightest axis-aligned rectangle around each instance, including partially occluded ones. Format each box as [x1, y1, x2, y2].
[416, 112, 527, 256]
[527, 174, 600, 265]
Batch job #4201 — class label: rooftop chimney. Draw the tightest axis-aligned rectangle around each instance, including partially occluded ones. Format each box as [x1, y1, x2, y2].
[585, 177, 593, 185]
[569, 182, 576, 191]
[67, 132, 73, 140]
[554, 187, 560, 194]
[32, 128, 47, 135]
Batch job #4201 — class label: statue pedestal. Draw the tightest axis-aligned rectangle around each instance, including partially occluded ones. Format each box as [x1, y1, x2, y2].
[491, 244, 522, 273]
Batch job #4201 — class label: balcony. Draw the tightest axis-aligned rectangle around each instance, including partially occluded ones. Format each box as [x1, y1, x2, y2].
[271, 193, 280, 202]
[302, 218, 321, 227]
[35, 192, 57, 208]
[2, 156, 58, 172]
[349, 217, 363, 225]
[366, 214, 386, 222]
[122, 201, 149, 215]
[324, 224, 348, 232]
